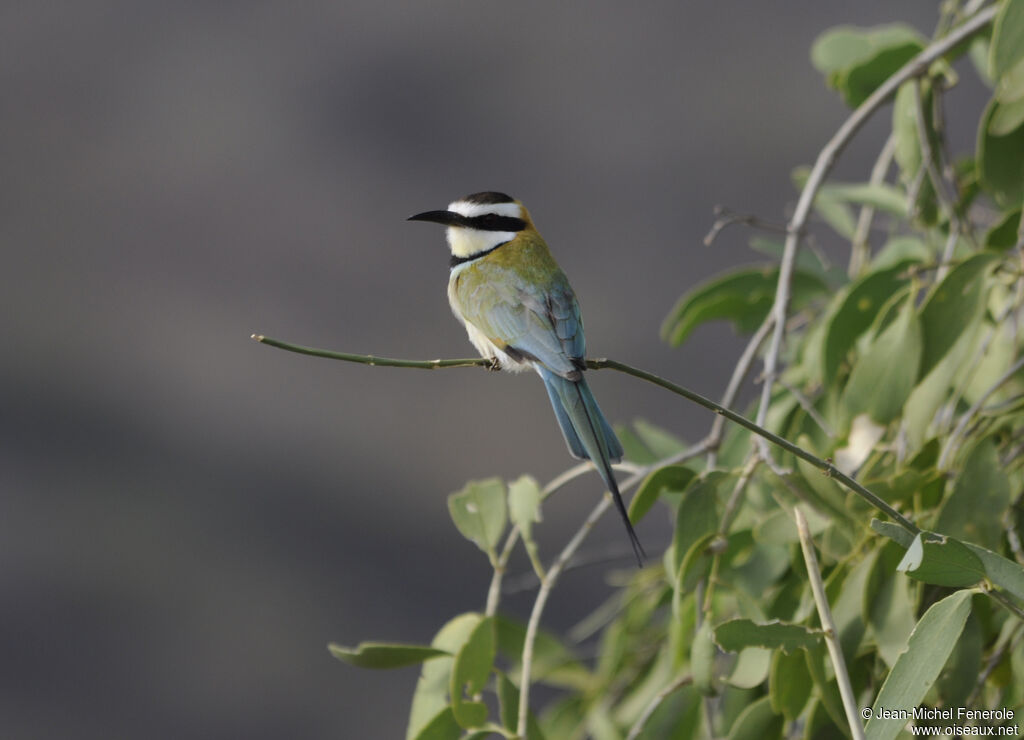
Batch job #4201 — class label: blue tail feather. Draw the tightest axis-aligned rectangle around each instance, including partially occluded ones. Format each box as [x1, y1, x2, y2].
[538, 369, 645, 566]
[542, 374, 588, 459]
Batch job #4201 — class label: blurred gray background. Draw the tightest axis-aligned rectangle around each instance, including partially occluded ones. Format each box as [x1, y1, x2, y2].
[2, 2, 986, 738]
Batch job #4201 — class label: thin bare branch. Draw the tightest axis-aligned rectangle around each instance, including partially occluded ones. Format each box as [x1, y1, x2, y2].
[517, 466, 648, 736]
[702, 453, 761, 612]
[796, 508, 867, 740]
[912, 80, 962, 281]
[707, 314, 774, 468]
[251, 334, 487, 369]
[850, 133, 896, 278]
[703, 206, 788, 246]
[777, 377, 836, 438]
[254, 334, 919, 532]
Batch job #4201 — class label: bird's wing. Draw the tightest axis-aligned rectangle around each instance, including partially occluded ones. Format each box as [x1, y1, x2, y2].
[456, 266, 585, 380]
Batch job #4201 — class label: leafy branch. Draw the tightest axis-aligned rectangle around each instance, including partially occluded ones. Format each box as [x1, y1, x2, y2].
[301, 3, 1024, 737]
[752, 3, 998, 457]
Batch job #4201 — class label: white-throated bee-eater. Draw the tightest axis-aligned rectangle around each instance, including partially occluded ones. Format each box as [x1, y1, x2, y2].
[409, 191, 645, 566]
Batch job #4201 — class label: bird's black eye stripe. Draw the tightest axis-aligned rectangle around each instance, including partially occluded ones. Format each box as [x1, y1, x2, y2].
[467, 214, 526, 232]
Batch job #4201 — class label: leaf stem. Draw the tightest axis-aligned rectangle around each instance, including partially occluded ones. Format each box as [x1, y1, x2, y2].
[251, 334, 488, 369]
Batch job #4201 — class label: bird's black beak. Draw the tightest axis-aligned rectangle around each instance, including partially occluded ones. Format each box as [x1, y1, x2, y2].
[407, 210, 467, 227]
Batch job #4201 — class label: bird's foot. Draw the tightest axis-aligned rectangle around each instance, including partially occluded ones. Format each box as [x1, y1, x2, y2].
[486, 357, 502, 372]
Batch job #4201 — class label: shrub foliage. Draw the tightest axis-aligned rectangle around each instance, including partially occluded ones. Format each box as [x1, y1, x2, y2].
[332, 3, 1024, 738]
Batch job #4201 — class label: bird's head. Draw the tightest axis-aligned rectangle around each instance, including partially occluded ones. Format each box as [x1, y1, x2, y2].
[409, 191, 534, 260]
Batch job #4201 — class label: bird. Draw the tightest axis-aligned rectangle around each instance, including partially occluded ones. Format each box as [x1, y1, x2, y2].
[409, 191, 645, 566]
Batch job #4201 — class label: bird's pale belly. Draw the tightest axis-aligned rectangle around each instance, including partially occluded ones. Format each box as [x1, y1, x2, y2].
[460, 314, 531, 373]
[447, 270, 531, 373]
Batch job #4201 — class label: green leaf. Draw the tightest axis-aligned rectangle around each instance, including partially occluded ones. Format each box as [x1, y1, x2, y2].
[918, 251, 1000, 377]
[676, 531, 718, 593]
[462, 729, 506, 740]
[770, 647, 812, 722]
[507, 475, 541, 542]
[871, 520, 914, 550]
[615, 424, 659, 465]
[812, 188, 856, 238]
[793, 166, 866, 238]
[892, 81, 940, 224]
[726, 648, 771, 689]
[865, 590, 974, 740]
[411, 707, 461, 740]
[619, 675, 702, 740]
[804, 646, 849, 734]
[903, 328, 979, 451]
[990, 96, 1024, 136]
[962, 542, 1024, 604]
[408, 613, 487, 740]
[497, 673, 546, 740]
[630, 418, 688, 459]
[938, 612, 983, 708]
[672, 472, 725, 574]
[793, 437, 858, 526]
[538, 696, 585, 740]
[875, 520, 1024, 605]
[819, 181, 908, 216]
[495, 675, 516, 732]
[629, 464, 695, 524]
[893, 81, 923, 175]
[661, 265, 826, 346]
[984, 208, 1022, 249]
[990, 0, 1024, 80]
[714, 619, 823, 653]
[996, 57, 1024, 103]
[727, 540, 793, 597]
[936, 436, 1012, 549]
[611, 647, 673, 728]
[810, 24, 924, 108]
[691, 619, 716, 695]
[979, 96, 1024, 208]
[811, 26, 878, 73]
[896, 533, 985, 588]
[753, 507, 828, 546]
[823, 262, 913, 381]
[866, 542, 917, 668]
[841, 292, 922, 424]
[726, 695, 784, 740]
[493, 615, 593, 691]
[328, 642, 450, 669]
[970, 34, 995, 88]
[841, 41, 924, 108]
[864, 468, 939, 509]
[448, 478, 507, 557]
[450, 616, 495, 728]
[831, 548, 875, 665]
[749, 236, 848, 287]
[872, 236, 930, 270]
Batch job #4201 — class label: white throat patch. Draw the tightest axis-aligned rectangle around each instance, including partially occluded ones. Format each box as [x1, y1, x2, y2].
[444, 200, 523, 259]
